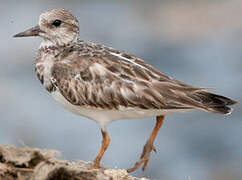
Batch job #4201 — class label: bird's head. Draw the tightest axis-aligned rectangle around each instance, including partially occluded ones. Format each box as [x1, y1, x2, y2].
[14, 9, 79, 46]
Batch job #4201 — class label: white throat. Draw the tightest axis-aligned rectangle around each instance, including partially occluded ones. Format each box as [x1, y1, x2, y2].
[39, 37, 78, 49]
[39, 39, 56, 48]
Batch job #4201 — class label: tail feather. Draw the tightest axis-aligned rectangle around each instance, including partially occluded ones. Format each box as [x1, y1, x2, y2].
[193, 92, 237, 115]
[207, 106, 233, 115]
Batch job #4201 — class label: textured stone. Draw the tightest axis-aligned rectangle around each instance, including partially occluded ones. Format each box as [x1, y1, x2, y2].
[0, 145, 148, 180]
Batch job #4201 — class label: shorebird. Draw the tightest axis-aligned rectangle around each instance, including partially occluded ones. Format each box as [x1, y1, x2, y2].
[14, 9, 237, 172]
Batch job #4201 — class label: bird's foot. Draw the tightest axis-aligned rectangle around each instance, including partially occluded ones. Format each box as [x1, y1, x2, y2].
[127, 141, 156, 173]
[88, 159, 105, 169]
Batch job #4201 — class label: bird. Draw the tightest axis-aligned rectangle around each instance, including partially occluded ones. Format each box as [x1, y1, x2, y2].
[14, 9, 237, 173]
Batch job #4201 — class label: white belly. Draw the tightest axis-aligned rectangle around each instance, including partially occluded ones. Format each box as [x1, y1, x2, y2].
[51, 90, 192, 130]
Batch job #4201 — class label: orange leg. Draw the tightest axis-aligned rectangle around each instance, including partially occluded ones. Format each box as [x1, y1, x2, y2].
[91, 130, 110, 168]
[127, 115, 165, 173]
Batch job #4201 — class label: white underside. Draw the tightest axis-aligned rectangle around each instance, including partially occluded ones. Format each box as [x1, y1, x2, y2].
[51, 90, 192, 130]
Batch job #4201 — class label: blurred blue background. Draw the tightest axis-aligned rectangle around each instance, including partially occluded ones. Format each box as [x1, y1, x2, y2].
[1, 0, 242, 179]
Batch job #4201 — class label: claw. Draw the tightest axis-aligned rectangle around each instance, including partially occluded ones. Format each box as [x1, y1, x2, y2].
[153, 144, 158, 153]
[90, 161, 104, 169]
[127, 142, 155, 172]
[153, 147, 157, 153]
[127, 115, 165, 173]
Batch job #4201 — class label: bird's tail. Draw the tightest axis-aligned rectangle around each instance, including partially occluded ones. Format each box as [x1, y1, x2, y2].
[193, 92, 237, 115]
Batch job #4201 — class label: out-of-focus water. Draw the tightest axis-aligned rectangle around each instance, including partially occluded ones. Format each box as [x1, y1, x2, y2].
[1, 0, 242, 179]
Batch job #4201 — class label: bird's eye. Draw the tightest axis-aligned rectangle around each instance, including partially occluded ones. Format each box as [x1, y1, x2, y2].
[52, 20, 62, 27]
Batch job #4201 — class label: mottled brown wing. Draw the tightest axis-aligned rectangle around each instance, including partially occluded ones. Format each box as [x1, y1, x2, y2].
[51, 51, 236, 113]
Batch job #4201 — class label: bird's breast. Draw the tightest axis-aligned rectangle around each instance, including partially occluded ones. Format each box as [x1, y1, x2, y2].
[35, 52, 56, 93]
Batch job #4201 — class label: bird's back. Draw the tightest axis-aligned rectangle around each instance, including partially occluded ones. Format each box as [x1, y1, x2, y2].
[34, 40, 237, 117]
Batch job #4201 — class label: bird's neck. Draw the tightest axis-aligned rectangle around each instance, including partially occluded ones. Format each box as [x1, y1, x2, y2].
[39, 38, 78, 49]
[39, 39, 56, 49]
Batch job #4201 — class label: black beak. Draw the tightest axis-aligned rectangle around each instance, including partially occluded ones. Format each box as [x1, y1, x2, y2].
[13, 25, 43, 38]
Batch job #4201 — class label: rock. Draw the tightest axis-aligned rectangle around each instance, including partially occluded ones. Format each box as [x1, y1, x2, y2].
[0, 145, 148, 180]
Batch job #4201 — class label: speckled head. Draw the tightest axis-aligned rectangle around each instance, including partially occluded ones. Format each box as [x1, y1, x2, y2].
[14, 9, 80, 46]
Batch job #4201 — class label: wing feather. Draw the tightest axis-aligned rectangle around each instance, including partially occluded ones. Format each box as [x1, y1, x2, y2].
[50, 45, 236, 113]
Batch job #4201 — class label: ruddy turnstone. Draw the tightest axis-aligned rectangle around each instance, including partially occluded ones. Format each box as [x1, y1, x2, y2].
[14, 9, 237, 172]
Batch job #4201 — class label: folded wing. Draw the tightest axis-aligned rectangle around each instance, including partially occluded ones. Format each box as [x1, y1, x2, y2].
[50, 48, 237, 114]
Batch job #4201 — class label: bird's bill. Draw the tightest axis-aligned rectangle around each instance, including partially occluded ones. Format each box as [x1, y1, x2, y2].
[13, 25, 43, 38]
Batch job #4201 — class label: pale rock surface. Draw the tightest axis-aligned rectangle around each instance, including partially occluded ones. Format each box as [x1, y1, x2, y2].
[0, 145, 149, 180]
